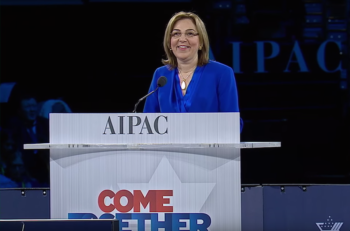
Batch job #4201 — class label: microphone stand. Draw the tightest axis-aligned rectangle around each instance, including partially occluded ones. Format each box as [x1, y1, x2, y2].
[132, 86, 159, 113]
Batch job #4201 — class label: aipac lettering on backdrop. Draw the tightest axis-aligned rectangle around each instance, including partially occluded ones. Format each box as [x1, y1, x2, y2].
[232, 40, 342, 73]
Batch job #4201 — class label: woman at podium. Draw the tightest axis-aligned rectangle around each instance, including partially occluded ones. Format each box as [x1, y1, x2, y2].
[143, 11, 243, 131]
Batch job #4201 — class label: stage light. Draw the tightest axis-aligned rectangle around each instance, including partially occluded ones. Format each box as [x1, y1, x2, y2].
[280, 186, 285, 192]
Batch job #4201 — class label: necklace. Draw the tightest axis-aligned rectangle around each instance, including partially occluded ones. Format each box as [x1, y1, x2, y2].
[178, 68, 195, 90]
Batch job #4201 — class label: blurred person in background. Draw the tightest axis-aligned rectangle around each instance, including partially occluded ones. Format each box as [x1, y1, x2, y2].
[0, 129, 18, 188]
[5, 93, 49, 187]
[38, 98, 72, 119]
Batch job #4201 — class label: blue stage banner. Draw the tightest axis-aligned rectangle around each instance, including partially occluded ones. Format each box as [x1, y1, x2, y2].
[263, 185, 350, 231]
[0, 189, 50, 219]
[1, 186, 349, 231]
[241, 186, 263, 231]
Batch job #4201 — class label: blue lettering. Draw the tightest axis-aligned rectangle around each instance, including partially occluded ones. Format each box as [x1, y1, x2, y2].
[284, 40, 309, 72]
[68, 213, 97, 219]
[190, 213, 211, 231]
[172, 213, 190, 230]
[317, 40, 342, 73]
[131, 213, 151, 231]
[69, 212, 211, 230]
[115, 213, 132, 231]
[231, 42, 243, 73]
[151, 213, 172, 230]
[99, 213, 115, 219]
[255, 41, 280, 73]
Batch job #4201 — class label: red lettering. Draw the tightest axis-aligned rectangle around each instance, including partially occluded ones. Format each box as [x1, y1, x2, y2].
[98, 189, 173, 213]
[156, 190, 173, 212]
[98, 190, 115, 213]
[114, 190, 134, 213]
[134, 190, 156, 212]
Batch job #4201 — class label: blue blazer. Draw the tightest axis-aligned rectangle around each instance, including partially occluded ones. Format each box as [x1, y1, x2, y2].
[143, 60, 243, 131]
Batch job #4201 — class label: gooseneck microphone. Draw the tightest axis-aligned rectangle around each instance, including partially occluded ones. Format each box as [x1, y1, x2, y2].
[132, 76, 167, 113]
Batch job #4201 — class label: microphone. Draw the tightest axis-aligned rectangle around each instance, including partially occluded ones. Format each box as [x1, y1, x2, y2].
[132, 76, 167, 113]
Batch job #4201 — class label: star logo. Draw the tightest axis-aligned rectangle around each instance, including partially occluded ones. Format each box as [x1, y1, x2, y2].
[316, 216, 343, 231]
[116, 157, 216, 213]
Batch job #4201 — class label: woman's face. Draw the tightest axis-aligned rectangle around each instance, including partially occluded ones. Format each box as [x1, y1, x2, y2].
[170, 18, 200, 64]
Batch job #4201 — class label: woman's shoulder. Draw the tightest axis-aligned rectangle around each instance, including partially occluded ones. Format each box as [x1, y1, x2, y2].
[155, 65, 175, 74]
[151, 65, 175, 85]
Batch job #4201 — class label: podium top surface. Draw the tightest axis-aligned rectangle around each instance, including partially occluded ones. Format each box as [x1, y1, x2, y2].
[24, 142, 281, 150]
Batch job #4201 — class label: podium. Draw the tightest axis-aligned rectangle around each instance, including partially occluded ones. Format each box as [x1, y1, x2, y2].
[24, 113, 280, 231]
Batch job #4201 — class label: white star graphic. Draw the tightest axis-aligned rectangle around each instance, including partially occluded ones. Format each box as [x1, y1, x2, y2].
[117, 157, 216, 213]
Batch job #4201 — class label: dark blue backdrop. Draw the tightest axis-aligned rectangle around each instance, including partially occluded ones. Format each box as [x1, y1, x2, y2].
[1, 0, 349, 184]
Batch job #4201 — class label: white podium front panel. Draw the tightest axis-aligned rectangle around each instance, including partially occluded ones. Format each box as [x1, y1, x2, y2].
[49, 113, 242, 231]
[50, 148, 241, 231]
[49, 113, 240, 144]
